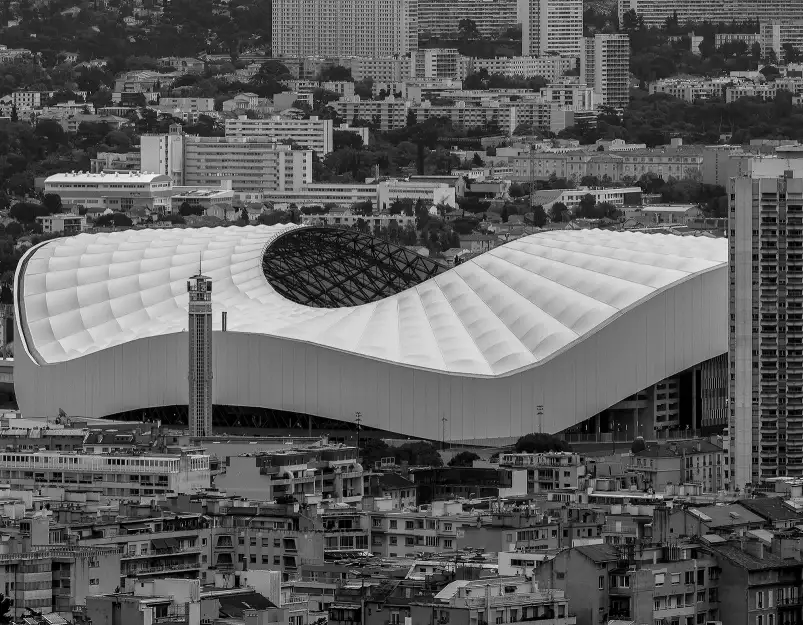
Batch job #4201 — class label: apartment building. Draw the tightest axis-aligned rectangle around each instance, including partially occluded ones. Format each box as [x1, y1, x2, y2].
[0, 547, 121, 618]
[368, 502, 476, 557]
[509, 148, 704, 182]
[468, 55, 576, 81]
[618, 0, 803, 29]
[224, 115, 334, 155]
[726, 79, 803, 103]
[413, 99, 517, 134]
[581, 33, 630, 109]
[716, 32, 761, 48]
[761, 20, 803, 62]
[521, 0, 583, 57]
[43, 171, 173, 212]
[628, 440, 725, 493]
[35, 214, 87, 234]
[498, 452, 587, 492]
[302, 210, 417, 229]
[337, 56, 413, 81]
[701, 354, 729, 428]
[332, 96, 410, 131]
[90, 150, 141, 173]
[730, 167, 803, 488]
[648, 77, 733, 102]
[534, 543, 721, 625]
[271, 0, 418, 58]
[157, 97, 214, 112]
[282, 79, 356, 97]
[206, 503, 325, 580]
[410, 48, 461, 80]
[141, 127, 313, 197]
[272, 179, 455, 209]
[214, 444, 365, 505]
[61, 507, 211, 586]
[0, 450, 210, 497]
[539, 83, 596, 109]
[418, 0, 518, 37]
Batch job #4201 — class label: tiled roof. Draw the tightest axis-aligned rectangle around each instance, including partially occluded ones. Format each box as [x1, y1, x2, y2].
[575, 543, 619, 563]
[738, 498, 803, 523]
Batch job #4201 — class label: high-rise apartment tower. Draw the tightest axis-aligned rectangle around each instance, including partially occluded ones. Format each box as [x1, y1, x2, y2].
[581, 34, 630, 109]
[520, 0, 582, 57]
[730, 169, 803, 488]
[188, 273, 213, 438]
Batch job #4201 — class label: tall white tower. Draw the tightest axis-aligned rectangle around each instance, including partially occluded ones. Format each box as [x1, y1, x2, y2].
[188, 272, 213, 437]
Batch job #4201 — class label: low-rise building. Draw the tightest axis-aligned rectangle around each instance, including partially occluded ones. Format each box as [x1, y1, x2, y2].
[628, 440, 725, 493]
[169, 182, 235, 215]
[44, 171, 173, 212]
[214, 443, 364, 505]
[498, 452, 587, 493]
[468, 56, 576, 82]
[225, 115, 335, 155]
[35, 214, 87, 234]
[333, 96, 410, 131]
[0, 450, 210, 497]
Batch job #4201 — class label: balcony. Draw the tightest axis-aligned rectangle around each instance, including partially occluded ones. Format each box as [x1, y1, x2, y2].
[123, 547, 201, 560]
[126, 562, 202, 576]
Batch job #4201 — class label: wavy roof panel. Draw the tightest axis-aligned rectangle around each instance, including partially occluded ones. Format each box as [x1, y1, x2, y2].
[17, 225, 727, 377]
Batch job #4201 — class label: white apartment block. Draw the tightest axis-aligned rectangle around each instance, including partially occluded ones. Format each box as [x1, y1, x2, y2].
[141, 126, 312, 196]
[44, 171, 173, 212]
[224, 115, 334, 155]
[157, 97, 215, 112]
[468, 56, 576, 82]
[282, 79, 356, 97]
[0, 450, 210, 497]
[418, 0, 518, 37]
[410, 48, 461, 80]
[761, 20, 803, 62]
[618, 0, 803, 29]
[539, 83, 596, 109]
[509, 148, 703, 182]
[271, 0, 418, 58]
[715, 33, 761, 48]
[333, 96, 411, 131]
[581, 33, 630, 109]
[648, 77, 733, 102]
[337, 56, 413, 81]
[35, 214, 87, 234]
[265, 179, 456, 208]
[726, 80, 802, 103]
[414, 99, 518, 135]
[730, 166, 803, 488]
[521, 0, 582, 57]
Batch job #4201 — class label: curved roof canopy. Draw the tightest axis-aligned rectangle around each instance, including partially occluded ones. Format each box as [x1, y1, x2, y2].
[17, 225, 726, 378]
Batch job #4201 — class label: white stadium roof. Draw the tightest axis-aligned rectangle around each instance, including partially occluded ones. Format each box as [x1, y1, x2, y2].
[15, 225, 728, 442]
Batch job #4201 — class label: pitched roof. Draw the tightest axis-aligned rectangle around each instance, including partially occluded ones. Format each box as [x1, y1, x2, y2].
[376, 473, 415, 490]
[686, 503, 764, 528]
[738, 498, 802, 523]
[704, 543, 796, 571]
[217, 591, 277, 616]
[634, 440, 723, 458]
[575, 543, 620, 563]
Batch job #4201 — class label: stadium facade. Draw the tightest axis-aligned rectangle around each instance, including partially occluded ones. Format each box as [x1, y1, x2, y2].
[14, 225, 727, 443]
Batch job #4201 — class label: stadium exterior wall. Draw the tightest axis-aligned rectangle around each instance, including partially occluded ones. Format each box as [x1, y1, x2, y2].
[14, 265, 726, 442]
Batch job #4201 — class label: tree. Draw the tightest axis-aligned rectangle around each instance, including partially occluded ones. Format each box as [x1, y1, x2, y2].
[448, 451, 480, 467]
[500, 205, 509, 223]
[179, 201, 204, 216]
[239, 207, 249, 223]
[549, 201, 569, 222]
[515, 433, 571, 453]
[783, 43, 801, 64]
[577, 193, 596, 218]
[42, 193, 63, 214]
[10, 202, 49, 224]
[530, 204, 548, 227]
[458, 18, 480, 39]
[631, 437, 646, 454]
[94, 213, 133, 228]
[396, 441, 443, 467]
[318, 65, 353, 82]
[0, 592, 10, 625]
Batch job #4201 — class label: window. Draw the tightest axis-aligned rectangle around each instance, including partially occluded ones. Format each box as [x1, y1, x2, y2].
[89, 579, 99, 586]
[599, 576, 604, 589]
[671, 573, 681, 584]
[443, 539, 453, 549]
[758, 616, 764, 625]
[390, 520, 397, 529]
[655, 573, 665, 586]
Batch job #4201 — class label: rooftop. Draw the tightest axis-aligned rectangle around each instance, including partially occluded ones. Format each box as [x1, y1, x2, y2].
[634, 440, 723, 458]
[45, 171, 171, 184]
[737, 498, 802, 523]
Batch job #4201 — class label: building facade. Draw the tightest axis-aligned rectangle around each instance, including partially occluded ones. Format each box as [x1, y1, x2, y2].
[521, 0, 583, 57]
[271, 0, 418, 58]
[730, 170, 803, 488]
[43, 172, 173, 212]
[581, 34, 630, 110]
[418, 0, 518, 37]
[224, 115, 334, 155]
[187, 274, 213, 438]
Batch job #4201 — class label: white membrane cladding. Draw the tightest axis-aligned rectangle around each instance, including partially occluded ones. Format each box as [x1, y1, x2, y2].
[18, 225, 726, 375]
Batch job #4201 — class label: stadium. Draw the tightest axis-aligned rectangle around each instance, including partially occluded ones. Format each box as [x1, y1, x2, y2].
[14, 225, 727, 444]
